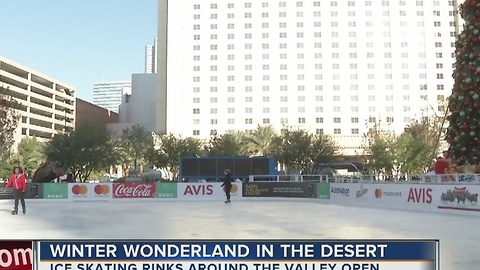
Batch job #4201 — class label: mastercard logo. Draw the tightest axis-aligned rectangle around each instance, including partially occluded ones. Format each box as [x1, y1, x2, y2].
[71, 184, 88, 195]
[223, 184, 238, 194]
[94, 184, 110, 195]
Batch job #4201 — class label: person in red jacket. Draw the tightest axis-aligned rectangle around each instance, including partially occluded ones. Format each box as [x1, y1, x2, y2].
[4, 166, 27, 215]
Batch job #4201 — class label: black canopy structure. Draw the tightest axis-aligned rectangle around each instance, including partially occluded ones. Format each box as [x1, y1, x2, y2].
[31, 161, 66, 183]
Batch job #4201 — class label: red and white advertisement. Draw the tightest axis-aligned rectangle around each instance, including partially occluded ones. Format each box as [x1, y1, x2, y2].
[0, 241, 32, 270]
[436, 184, 480, 212]
[177, 183, 242, 200]
[112, 183, 156, 199]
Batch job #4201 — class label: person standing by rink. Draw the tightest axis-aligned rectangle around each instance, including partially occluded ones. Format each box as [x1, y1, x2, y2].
[4, 166, 27, 215]
[221, 169, 233, 203]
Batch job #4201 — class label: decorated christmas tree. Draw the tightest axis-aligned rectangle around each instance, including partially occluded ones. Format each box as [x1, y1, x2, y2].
[445, 0, 480, 166]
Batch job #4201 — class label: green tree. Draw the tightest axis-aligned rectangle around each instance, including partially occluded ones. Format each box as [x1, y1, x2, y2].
[362, 122, 397, 175]
[10, 137, 45, 178]
[43, 124, 119, 181]
[394, 133, 429, 175]
[273, 129, 339, 174]
[205, 131, 249, 156]
[120, 125, 153, 175]
[148, 134, 203, 180]
[0, 85, 21, 163]
[395, 117, 445, 174]
[445, 0, 480, 165]
[247, 125, 278, 156]
[0, 157, 15, 179]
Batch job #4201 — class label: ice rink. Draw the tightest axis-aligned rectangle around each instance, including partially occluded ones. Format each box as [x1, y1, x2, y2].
[0, 198, 478, 269]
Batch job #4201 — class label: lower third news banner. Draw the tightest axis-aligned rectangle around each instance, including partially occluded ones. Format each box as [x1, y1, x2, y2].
[0, 240, 33, 270]
[36, 241, 439, 270]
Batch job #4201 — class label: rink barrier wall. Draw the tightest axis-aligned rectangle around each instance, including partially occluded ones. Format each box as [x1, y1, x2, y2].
[1, 181, 479, 215]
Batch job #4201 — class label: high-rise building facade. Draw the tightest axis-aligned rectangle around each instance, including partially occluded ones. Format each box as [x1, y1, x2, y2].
[0, 55, 76, 144]
[145, 38, 158, 74]
[157, 0, 460, 155]
[93, 81, 131, 113]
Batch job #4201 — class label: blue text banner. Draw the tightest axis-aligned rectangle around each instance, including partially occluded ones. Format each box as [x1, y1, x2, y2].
[38, 240, 436, 261]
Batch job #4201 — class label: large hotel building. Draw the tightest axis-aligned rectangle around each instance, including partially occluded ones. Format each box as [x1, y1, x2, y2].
[154, 0, 460, 155]
[0, 55, 75, 144]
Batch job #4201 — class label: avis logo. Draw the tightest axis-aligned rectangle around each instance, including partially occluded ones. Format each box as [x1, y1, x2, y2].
[407, 188, 432, 204]
[184, 185, 213, 195]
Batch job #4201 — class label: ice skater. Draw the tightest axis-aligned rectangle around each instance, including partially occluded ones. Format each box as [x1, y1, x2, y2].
[221, 169, 233, 203]
[4, 166, 27, 215]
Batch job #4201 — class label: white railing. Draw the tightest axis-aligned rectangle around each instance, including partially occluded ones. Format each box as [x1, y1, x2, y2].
[248, 174, 480, 183]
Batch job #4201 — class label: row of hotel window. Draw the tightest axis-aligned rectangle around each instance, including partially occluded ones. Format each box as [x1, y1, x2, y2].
[195, 85, 448, 92]
[197, 117, 392, 125]
[190, 105, 445, 114]
[196, 21, 456, 30]
[192, 128, 360, 136]
[192, 73, 450, 82]
[193, 94, 447, 103]
[191, 52, 454, 62]
[194, 1, 452, 9]
[193, 31, 455, 39]
[191, 50, 451, 62]
[193, 10, 446, 20]
[194, 63, 452, 71]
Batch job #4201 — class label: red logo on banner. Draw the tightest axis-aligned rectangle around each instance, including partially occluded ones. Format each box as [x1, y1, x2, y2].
[184, 184, 214, 195]
[407, 188, 432, 204]
[0, 241, 32, 270]
[113, 183, 155, 198]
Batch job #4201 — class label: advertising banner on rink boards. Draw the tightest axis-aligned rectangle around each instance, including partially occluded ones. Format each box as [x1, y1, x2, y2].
[328, 183, 361, 202]
[36, 240, 438, 270]
[436, 184, 480, 213]
[177, 182, 243, 200]
[243, 182, 316, 198]
[67, 183, 113, 201]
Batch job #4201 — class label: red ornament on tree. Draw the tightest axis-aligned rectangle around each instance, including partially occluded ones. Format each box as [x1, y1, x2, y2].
[464, 101, 471, 107]
[474, 102, 480, 109]
[461, 123, 469, 131]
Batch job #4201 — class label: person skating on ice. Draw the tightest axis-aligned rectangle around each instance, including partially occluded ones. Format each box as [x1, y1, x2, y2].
[4, 166, 27, 215]
[221, 169, 233, 203]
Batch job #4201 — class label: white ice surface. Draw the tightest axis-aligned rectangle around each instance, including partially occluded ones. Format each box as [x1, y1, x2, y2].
[0, 199, 477, 269]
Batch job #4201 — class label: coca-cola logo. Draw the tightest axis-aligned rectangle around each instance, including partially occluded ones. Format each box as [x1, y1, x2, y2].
[113, 183, 155, 198]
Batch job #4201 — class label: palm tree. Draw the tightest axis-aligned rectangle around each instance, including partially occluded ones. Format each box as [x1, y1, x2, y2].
[226, 130, 250, 155]
[247, 125, 278, 156]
